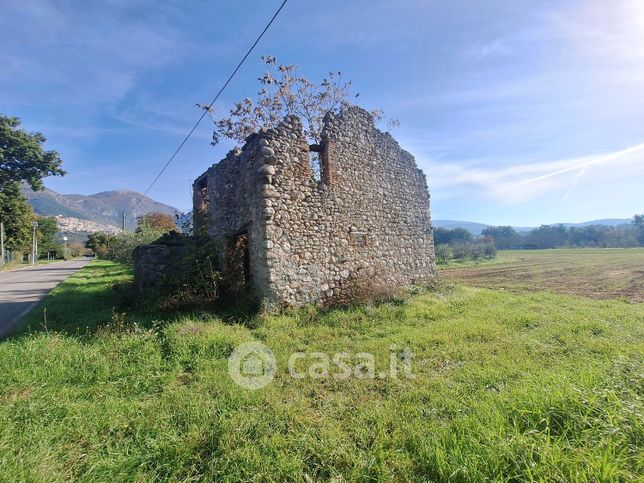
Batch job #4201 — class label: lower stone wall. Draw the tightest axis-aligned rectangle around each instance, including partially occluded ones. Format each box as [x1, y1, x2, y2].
[133, 234, 188, 291]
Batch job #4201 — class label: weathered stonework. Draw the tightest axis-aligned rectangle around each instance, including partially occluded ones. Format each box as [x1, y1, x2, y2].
[193, 106, 436, 307]
[133, 232, 188, 291]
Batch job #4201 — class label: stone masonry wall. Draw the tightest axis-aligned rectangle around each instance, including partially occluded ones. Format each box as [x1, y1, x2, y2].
[194, 105, 436, 307]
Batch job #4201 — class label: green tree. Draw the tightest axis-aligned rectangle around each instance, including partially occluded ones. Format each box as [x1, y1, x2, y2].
[36, 216, 58, 255]
[525, 224, 568, 249]
[0, 114, 65, 191]
[67, 241, 85, 258]
[433, 227, 473, 245]
[481, 226, 520, 250]
[136, 212, 176, 234]
[0, 182, 34, 253]
[633, 214, 644, 245]
[85, 232, 117, 258]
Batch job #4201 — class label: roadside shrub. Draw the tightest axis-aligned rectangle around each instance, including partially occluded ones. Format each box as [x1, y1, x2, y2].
[69, 242, 85, 258]
[108, 225, 166, 267]
[53, 242, 82, 260]
[95, 244, 110, 258]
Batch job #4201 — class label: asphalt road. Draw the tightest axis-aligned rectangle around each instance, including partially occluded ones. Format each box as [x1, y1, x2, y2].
[0, 258, 90, 339]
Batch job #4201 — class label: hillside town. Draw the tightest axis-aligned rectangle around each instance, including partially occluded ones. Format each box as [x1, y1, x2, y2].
[54, 215, 121, 235]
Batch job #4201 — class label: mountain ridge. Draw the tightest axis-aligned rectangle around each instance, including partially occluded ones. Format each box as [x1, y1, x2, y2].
[22, 186, 181, 231]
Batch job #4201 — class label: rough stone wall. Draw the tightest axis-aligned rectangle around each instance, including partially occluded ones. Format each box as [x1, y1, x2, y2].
[196, 137, 272, 300]
[194, 105, 436, 307]
[133, 233, 188, 291]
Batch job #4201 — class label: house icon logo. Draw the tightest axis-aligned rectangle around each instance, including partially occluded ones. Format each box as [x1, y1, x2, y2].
[228, 341, 277, 390]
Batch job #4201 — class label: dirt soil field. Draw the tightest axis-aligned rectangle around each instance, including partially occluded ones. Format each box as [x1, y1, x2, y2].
[440, 248, 644, 303]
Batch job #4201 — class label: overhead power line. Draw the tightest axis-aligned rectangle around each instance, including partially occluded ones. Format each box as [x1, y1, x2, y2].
[126, 0, 289, 223]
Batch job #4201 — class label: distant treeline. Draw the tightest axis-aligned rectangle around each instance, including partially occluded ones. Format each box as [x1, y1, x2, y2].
[435, 215, 644, 251]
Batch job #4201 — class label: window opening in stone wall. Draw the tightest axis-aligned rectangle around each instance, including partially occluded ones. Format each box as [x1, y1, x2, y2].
[225, 233, 251, 291]
[309, 146, 322, 182]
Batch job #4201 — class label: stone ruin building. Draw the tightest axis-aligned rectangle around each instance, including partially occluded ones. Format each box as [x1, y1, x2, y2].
[192, 106, 436, 307]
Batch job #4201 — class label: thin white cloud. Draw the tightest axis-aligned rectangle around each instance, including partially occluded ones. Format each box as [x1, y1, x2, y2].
[563, 166, 587, 201]
[423, 141, 644, 204]
[494, 142, 644, 194]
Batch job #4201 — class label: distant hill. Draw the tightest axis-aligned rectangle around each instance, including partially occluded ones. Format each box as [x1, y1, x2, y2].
[558, 219, 632, 228]
[23, 186, 181, 231]
[433, 218, 633, 235]
[432, 220, 489, 235]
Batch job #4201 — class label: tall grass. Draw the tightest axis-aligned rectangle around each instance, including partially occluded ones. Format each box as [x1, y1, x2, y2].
[0, 259, 642, 481]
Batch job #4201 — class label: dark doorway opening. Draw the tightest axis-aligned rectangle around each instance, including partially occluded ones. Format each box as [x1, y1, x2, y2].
[226, 233, 251, 291]
[193, 175, 210, 236]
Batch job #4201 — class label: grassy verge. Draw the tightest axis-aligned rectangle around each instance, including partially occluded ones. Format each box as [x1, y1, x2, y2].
[1, 258, 643, 481]
[19, 260, 139, 335]
[0, 259, 63, 272]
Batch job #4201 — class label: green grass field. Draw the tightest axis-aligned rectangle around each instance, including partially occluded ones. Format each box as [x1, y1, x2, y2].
[1, 250, 643, 481]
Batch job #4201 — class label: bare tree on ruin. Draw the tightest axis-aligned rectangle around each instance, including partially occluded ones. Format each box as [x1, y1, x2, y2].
[198, 56, 397, 147]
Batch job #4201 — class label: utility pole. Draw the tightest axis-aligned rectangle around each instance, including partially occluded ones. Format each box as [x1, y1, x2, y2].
[63, 236, 68, 259]
[0, 221, 5, 266]
[122, 212, 125, 231]
[31, 221, 38, 264]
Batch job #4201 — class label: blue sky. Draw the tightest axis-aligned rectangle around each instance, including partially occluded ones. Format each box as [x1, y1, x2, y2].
[2, 0, 643, 226]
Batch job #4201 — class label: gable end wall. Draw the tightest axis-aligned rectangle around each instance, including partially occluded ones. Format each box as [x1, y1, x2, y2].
[194, 106, 436, 307]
